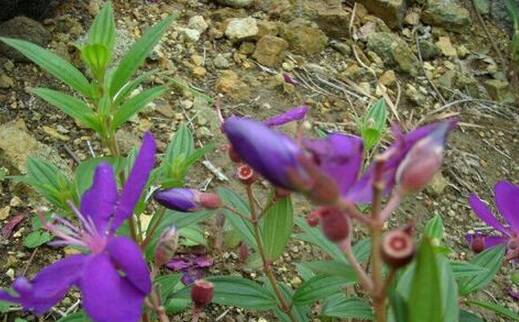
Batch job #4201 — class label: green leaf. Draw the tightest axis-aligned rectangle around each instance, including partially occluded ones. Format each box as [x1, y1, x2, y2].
[0, 37, 92, 97]
[424, 214, 444, 245]
[164, 297, 191, 314]
[359, 98, 387, 149]
[292, 275, 351, 305]
[389, 291, 408, 322]
[321, 295, 373, 320]
[197, 276, 277, 310]
[57, 311, 90, 322]
[0, 300, 13, 313]
[112, 69, 158, 106]
[450, 261, 489, 279]
[154, 273, 182, 301]
[267, 282, 310, 322]
[261, 196, 293, 261]
[295, 217, 346, 263]
[87, 1, 115, 54]
[74, 156, 124, 196]
[81, 44, 109, 80]
[110, 17, 173, 97]
[458, 245, 505, 295]
[408, 239, 443, 322]
[218, 188, 256, 249]
[459, 310, 484, 322]
[24, 158, 75, 209]
[32, 88, 100, 132]
[112, 86, 166, 129]
[23, 231, 52, 248]
[467, 300, 519, 321]
[179, 225, 207, 247]
[297, 260, 357, 282]
[165, 123, 195, 164]
[438, 257, 459, 322]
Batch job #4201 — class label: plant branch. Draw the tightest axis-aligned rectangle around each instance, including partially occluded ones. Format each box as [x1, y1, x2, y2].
[339, 240, 374, 293]
[245, 185, 297, 322]
[141, 208, 167, 249]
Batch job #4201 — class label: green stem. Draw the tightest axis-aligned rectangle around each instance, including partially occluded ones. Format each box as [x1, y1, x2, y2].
[141, 208, 166, 249]
[245, 186, 297, 322]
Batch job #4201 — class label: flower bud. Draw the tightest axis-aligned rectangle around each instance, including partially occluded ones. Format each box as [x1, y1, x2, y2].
[318, 207, 349, 242]
[191, 279, 214, 308]
[154, 188, 221, 212]
[154, 226, 179, 266]
[236, 164, 256, 185]
[306, 210, 320, 227]
[396, 123, 450, 193]
[239, 242, 249, 263]
[381, 229, 415, 269]
[470, 234, 485, 253]
[274, 187, 291, 199]
[227, 144, 241, 163]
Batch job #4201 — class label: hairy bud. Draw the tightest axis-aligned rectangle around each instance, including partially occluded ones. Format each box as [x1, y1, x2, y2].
[470, 234, 485, 253]
[318, 207, 349, 242]
[154, 226, 179, 267]
[236, 164, 256, 185]
[396, 123, 450, 193]
[381, 229, 415, 269]
[198, 192, 222, 209]
[154, 188, 222, 212]
[191, 279, 214, 308]
[306, 210, 320, 227]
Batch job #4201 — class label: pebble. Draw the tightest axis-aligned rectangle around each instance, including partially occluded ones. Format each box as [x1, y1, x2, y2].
[0, 206, 10, 220]
[188, 15, 209, 33]
[213, 53, 231, 69]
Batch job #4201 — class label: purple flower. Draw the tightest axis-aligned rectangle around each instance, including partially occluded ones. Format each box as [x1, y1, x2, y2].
[154, 189, 222, 212]
[223, 116, 310, 190]
[466, 180, 519, 260]
[0, 133, 156, 322]
[263, 105, 308, 127]
[345, 119, 457, 203]
[167, 254, 213, 285]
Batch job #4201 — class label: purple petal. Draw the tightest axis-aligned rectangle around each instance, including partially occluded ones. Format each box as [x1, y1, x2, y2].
[80, 254, 146, 322]
[494, 181, 519, 231]
[466, 234, 508, 249]
[0, 255, 86, 315]
[112, 132, 156, 230]
[80, 162, 118, 234]
[181, 268, 204, 285]
[223, 116, 308, 190]
[264, 105, 308, 127]
[154, 188, 198, 212]
[304, 134, 363, 195]
[347, 119, 457, 203]
[469, 194, 509, 235]
[166, 258, 192, 271]
[107, 236, 151, 294]
[1, 214, 25, 238]
[193, 255, 213, 268]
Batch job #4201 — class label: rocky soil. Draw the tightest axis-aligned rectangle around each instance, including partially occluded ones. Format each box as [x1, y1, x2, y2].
[0, 0, 518, 321]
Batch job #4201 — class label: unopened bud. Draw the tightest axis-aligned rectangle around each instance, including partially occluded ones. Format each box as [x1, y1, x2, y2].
[381, 229, 415, 269]
[306, 210, 320, 227]
[227, 144, 241, 163]
[198, 192, 222, 209]
[191, 279, 214, 308]
[154, 226, 179, 266]
[297, 155, 340, 205]
[236, 164, 256, 185]
[239, 242, 249, 263]
[274, 187, 291, 199]
[396, 123, 450, 193]
[319, 207, 349, 242]
[470, 235, 485, 253]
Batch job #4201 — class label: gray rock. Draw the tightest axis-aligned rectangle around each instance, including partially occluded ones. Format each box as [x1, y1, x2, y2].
[418, 39, 440, 60]
[0, 16, 51, 62]
[188, 15, 209, 33]
[213, 53, 231, 69]
[279, 19, 328, 56]
[422, 0, 472, 31]
[299, 0, 351, 37]
[490, 0, 518, 35]
[214, 0, 254, 8]
[225, 17, 258, 42]
[358, 0, 408, 29]
[367, 32, 419, 75]
[0, 119, 70, 175]
[0, 0, 63, 22]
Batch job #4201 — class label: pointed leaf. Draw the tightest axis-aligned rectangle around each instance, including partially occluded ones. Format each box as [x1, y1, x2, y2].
[110, 17, 173, 97]
[88, 1, 115, 54]
[458, 245, 505, 295]
[292, 275, 351, 305]
[467, 300, 519, 321]
[322, 295, 373, 320]
[261, 196, 294, 260]
[0, 37, 92, 97]
[112, 86, 166, 129]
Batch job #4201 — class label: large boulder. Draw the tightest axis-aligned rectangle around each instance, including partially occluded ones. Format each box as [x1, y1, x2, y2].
[0, 16, 51, 62]
[280, 19, 328, 56]
[0, 0, 63, 22]
[367, 32, 419, 75]
[358, 0, 408, 29]
[422, 0, 472, 31]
